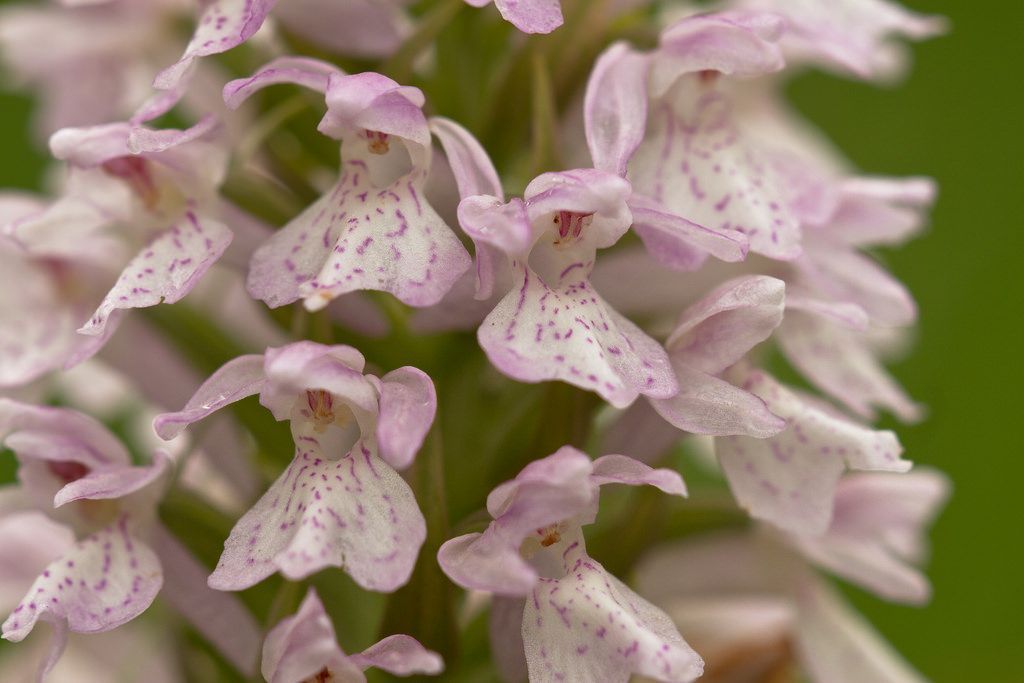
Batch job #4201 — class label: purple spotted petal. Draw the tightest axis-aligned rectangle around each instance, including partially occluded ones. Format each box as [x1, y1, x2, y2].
[792, 469, 949, 604]
[428, 116, 503, 200]
[249, 162, 470, 310]
[208, 442, 425, 592]
[484, 0, 563, 34]
[153, 354, 266, 440]
[478, 266, 677, 409]
[650, 12, 785, 96]
[522, 556, 703, 683]
[261, 588, 357, 683]
[628, 194, 748, 271]
[222, 56, 342, 109]
[795, 581, 927, 683]
[375, 367, 436, 470]
[716, 370, 911, 535]
[650, 363, 785, 438]
[666, 275, 785, 374]
[585, 42, 650, 177]
[79, 212, 233, 336]
[776, 312, 921, 421]
[350, 635, 444, 676]
[589, 455, 687, 496]
[1, 516, 162, 641]
[0, 512, 75, 612]
[630, 91, 802, 261]
[154, 0, 277, 90]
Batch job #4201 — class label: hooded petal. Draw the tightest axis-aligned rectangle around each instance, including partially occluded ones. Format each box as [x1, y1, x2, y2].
[320, 72, 429, 148]
[491, 0, 563, 34]
[2, 516, 162, 641]
[375, 367, 436, 471]
[716, 371, 911, 535]
[792, 469, 949, 604]
[795, 580, 927, 683]
[522, 556, 703, 682]
[261, 588, 358, 683]
[629, 91, 802, 261]
[79, 212, 233, 336]
[350, 635, 444, 676]
[208, 443, 426, 592]
[776, 312, 921, 421]
[666, 275, 785, 374]
[585, 42, 650, 177]
[152, 354, 266, 440]
[478, 266, 677, 408]
[155, 0, 277, 90]
[248, 161, 471, 310]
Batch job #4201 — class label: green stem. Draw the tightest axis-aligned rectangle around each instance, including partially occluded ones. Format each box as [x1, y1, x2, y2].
[382, 0, 466, 84]
[530, 51, 561, 177]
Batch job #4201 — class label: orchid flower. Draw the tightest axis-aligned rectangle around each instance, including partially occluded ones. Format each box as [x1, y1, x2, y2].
[463, 0, 563, 34]
[438, 446, 703, 683]
[153, 341, 434, 592]
[154, 0, 412, 91]
[0, 399, 261, 679]
[222, 57, 474, 310]
[636, 468, 949, 682]
[261, 588, 442, 682]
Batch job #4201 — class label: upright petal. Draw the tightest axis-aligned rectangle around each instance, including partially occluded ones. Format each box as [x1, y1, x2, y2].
[429, 117, 503, 200]
[79, 212, 233, 336]
[208, 443, 425, 592]
[523, 556, 703, 682]
[716, 371, 911, 535]
[478, 267, 677, 408]
[375, 367, 436, 471]
[585, 43, 650, 177]
[2, 516, 162, 642]
[261, 588, 357, 683]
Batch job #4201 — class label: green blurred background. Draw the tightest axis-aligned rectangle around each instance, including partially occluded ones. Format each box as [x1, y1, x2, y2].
[0, 0, 1020, 680]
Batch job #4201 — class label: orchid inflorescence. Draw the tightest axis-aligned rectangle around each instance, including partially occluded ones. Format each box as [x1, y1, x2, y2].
[0, 0, 947, 681]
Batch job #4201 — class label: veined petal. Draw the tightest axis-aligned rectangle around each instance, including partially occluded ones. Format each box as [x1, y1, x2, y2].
[154, 0, 277, 90]
[630, 93, 801, 261]
[629, 194, 748, 270]
[792, 470, 949, 604]
[261, 588, 357, 683]
[585, 42, 650, 177]
[350, 635, 444, 676]
[651, 363, 785, 438]
[776, 312, 921, 421]
[222, 56, 343, 110]
[79, 212, 233, 336]
[249, 164, 470, 310]
[153, 354, 266, 440]
[491, 0, 563, 34]
[375, 367, 436, 471]
[523, 556, 703, 683]
[1, 516, 162, 641]
[208, 443, 425, 592]
[795, 580, 927, 683]
[666, 275, 785, 374]
[716, 371, 911, 535]
[429, 117, 503, 200]
[480, 267, 676, 408]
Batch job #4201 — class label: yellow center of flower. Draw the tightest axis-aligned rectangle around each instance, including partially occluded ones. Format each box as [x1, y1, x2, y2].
[365, 129, 391, 154]
[536, 524, 562, 547]
[305, 390, 336, 433]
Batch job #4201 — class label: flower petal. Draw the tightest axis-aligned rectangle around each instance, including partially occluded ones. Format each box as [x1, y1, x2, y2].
[776, 312, 921, 421]
[629, 93, 802, 260]
[222, 56, 342, 110]
[428, 116, 503, 200]
[52, 451, 169, 508]
[523, 557, 703, 682]
[2, 516, 162, 641]
[590, 454, 687, 496]
[79, 212, 233, 336]
[0, 512, 75, 614]
[823, 176, 936, 247]
[628, 194, 748, 270]
[153, 354, 266, 440]
[478, 267, 677, 408]
[208, 443, 425, 592]
[716, 371, 911, 535]
[351, 635, 444, 676]
[492, 0, 563, 34]
[792, 469, 949, 604]
[375, 367, 436, 471]
[490, 597, 529, 682]
[154, 0, 277, 90]
[261, 588, 356, 683]
[274, 0, 410, 59]
[585, 42, 650, 178]
[666, 275, 785, 374]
